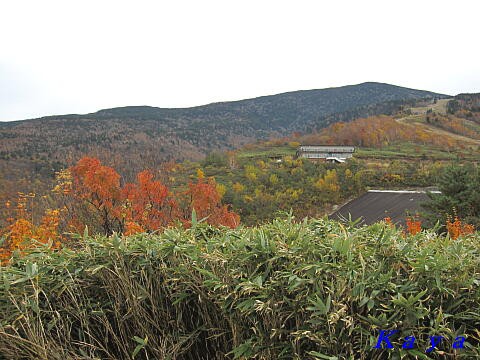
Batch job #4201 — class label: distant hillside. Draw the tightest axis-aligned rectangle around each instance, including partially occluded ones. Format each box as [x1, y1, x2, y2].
[447, 93, 480, 119]
[85, 82, 446, 133]
[0, 82, 447, 180]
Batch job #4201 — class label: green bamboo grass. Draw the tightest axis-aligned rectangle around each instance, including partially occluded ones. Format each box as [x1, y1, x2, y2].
[0, 216, 479, 359]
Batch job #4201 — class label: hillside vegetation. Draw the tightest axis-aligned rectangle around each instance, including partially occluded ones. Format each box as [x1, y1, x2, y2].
[1, 218, 479, 359]
[1, 87, 480, 360]
[2, 95, 480, 231]
[2, 89, 479, 233]
[299, 97, 480, 150]
[0, 82, 446, 182]
[189, 97, 480, 225]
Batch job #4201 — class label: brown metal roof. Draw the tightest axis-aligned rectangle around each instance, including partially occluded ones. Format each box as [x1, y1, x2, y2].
[330, 190, 436, 226]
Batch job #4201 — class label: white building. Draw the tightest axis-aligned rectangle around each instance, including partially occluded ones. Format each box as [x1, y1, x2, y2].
[296, 145, 355, 162]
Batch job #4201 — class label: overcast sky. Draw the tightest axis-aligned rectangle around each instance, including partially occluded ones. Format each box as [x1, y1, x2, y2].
[1, 0, 479, 121]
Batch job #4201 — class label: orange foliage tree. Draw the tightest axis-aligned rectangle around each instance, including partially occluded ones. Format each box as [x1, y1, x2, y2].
[446, 216, 475, 240]
[1, 156, 240, 261]
[122, 170, 178, 234]
[406, 215, 422, 235]
[69, 157, 123, 234]
[301, 115, 460, 149]
[0, 194, 61, 264]
[65, 157, 240, 235]
[181, 177, 240, 228]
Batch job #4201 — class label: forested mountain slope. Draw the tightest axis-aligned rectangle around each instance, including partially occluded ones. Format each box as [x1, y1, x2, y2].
[0, 83, 446, 170]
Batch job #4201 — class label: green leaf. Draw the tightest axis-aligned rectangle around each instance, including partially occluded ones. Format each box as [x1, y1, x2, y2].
[25, 262, 38, 278]
[132, 344, 144, 358]
[132, 336, 148, 358]
[307, 294, 331, 315]
[133, 336, 147, 344]
[367, 299, 375, 310]
[87, 264, 106, 275]
[10, 277, 30, 285]
[191, 208, 197, 226]
[307, 351, 338, 360]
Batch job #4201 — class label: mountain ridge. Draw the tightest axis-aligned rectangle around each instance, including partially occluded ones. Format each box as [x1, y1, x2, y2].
[1, 82, 448, 124]
[91, 81, 449, 114]
[0, 82, 450, 181]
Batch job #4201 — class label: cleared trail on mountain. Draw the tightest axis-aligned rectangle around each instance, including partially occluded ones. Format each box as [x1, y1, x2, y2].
[395, 99, 480, 146]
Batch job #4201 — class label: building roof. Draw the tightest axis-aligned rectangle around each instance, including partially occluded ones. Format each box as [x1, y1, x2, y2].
[330, 190, 439, 226]
[298, 146, 355, 153]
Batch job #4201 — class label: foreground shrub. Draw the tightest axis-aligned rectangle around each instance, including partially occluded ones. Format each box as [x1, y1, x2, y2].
[0, 217, 479, 359]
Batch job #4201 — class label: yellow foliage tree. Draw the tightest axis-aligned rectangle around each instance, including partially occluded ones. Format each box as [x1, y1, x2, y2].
[216, 183, 227, 199]
[269, 174, 279, 185]
[196, 168, 205, 179]
[315, 170, 340, 192]
[232, 182, 245, 193]
[315, 170, 340, 200]
[1, 203, 61, 264]
[245, 165, 257, 182]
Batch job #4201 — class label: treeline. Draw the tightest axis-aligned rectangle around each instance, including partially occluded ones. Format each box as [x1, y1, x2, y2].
[424, 164, 480, 228]
[0, 148, 459, 241]
[447, 93, 480, 118]
[300, 115, 462, 148]
[0, 83, 446, 193]
[425, 112, 480, 140]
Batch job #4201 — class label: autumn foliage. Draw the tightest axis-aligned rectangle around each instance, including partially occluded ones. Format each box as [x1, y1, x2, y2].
[121, 170, 176, 231]
[67, 157, 239, 234]
[0, 157, 240, 264]
[300, 115, 459, 148]
[69, 157, 123, 234]
[384, 217, 393, 227]
[388, 213, 475, 239]
[406, 215, 422, 235]
[182, 177, 239, 228]
[446, 215, 475, 240]
[0, 194, 61, 264]
[384, 215, 422, 235]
